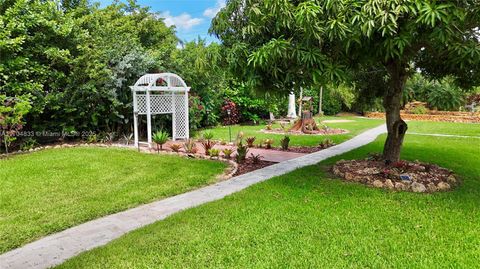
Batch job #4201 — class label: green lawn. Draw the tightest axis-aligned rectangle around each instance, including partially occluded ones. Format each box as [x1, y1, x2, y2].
[0, 147, 226, 253]
[407, 120, 480, 136]
[58, 122, 480, 268]
[204, 116, 384, 147]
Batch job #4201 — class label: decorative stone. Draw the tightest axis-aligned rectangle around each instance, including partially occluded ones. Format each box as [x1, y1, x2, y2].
[372, 180, 384, 188]
[344, 172, 355, 181]
[411, 182, 426, 193]
[437, 182, 451, 191]
[426, 183, 437, 192]
[384, 179, 394, 189]
[394, 182, 408, 191]
[447, 174, 457, 184]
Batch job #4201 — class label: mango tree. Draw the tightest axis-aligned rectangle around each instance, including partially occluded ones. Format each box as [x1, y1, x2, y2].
[211, 0, 480, 162]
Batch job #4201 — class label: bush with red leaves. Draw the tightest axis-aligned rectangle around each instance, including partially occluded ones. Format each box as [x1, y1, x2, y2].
[221, 99, 240, 125]
[467, 93, 480, 104]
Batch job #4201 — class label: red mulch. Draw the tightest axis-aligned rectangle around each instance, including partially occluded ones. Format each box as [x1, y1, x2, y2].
[234, 159, 276, 176]
[332, 157, 458, 193]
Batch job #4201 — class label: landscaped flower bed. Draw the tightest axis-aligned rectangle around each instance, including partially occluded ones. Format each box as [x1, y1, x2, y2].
[332, 157, 458, 193]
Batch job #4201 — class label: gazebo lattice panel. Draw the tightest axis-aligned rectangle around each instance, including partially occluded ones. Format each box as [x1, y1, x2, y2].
[130, 73, 190, 148]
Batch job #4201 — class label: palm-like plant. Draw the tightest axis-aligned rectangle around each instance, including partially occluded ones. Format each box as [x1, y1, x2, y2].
[152, 130, 169, 153]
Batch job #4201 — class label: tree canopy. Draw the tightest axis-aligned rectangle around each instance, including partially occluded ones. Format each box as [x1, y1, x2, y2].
[211, 0, 480, 161]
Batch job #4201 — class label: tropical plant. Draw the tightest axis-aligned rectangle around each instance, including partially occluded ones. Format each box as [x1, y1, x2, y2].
[169, 143, 181, 152]
[280, 136, 290, 150]
[246, 137, 256, 147]
[183, 139, 198, 154]
[319, 139, 335, 149]
[249, 153, 263, 164]
[235, 142, 249, 163]
[222, 148, 234, 159]
[208, 148, 220, 158]
[152, 130, 169, 152]
[201, 131, 216, 155]
[123, 133, 134, 145]
[264, 139, 274, 149]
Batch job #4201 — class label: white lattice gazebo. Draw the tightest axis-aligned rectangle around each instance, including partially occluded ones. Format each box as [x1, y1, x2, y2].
[130, 73, 190, 148]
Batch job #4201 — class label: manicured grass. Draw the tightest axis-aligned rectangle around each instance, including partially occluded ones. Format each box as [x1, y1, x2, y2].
[0, 147, 226, 253]
[407, 120, 480, 136]
[58, 125, 480, 268]
[204, 116, 384, 147]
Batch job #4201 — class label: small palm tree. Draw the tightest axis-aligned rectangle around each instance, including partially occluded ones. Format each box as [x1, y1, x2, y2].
[152, 130, 169, 153]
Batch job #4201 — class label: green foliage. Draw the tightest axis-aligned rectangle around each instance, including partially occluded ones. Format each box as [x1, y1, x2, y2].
[222, 148, 233, 159]
[202, 131, 214, 141]
[249, 153, 263, 164]
[0, 95, 32, 153]
[0, 0, 177, 135]
[235, 142, 249, 163]
[152, 130, 169, 151]
[427, 78, 465, 111]
[411, 105, 428, 115]
[208, 148, 220, 158]
[280, 135, 290, 150]
[20, 138, 38, 151]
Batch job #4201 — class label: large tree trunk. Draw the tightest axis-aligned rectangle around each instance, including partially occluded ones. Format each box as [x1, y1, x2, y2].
[383, 62, 409, 164]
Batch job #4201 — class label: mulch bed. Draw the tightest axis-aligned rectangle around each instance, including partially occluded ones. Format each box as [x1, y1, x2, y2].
[234, 159, 276, 176]
[366, 111, 480, 123]
[332, 158, 458, 193]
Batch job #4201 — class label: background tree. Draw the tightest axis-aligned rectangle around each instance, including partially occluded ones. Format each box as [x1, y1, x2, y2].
[212, 0, 480, 162]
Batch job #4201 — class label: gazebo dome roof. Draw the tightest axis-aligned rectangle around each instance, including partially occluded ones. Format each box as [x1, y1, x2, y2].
[132, 73, 189, 91]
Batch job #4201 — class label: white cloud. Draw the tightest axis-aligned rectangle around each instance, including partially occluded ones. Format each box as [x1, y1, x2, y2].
[203, 0, 226, 18]
[160, 11, 203, 30]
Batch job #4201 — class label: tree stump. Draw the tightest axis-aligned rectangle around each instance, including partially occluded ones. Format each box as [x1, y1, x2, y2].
[289, 111, 319, 133]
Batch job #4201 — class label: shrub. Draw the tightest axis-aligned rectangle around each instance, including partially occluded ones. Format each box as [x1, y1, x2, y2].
[427, 77, 465, 111]
[222, 148, 234, 159]
[20, 138, 38, 151]
[208, 148, 220, 158]
[221, 100, 240, 125]
[280, 136, 290, 150]
[246, 137, 256, 147]
[183, 139, 197, 154]
[264, 139, 274, 149]
[152, 130, 169, 152]
[319, 138, 335, 149]
[201, 131, 215, 155]
[169, 143, 181, 152]
[236, 142, 249, 163]
[250, 153, 263, 164]
[411, 105, 428, 115]
[86, 134, 98, 144]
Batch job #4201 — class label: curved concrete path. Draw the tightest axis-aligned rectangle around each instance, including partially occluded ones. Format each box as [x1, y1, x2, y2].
[0, 125, 386, 269]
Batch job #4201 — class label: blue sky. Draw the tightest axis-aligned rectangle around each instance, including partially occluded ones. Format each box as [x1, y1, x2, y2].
[97, 0, 225, 43]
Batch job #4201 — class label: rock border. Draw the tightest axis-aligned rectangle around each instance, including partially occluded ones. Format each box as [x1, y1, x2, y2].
[332, 159, 459, 193]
